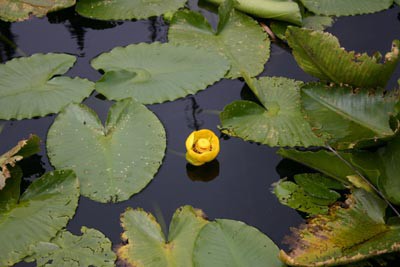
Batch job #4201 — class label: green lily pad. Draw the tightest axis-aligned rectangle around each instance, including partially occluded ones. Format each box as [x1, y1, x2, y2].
[0, 170, 80, 266]
[76, 0, 186, 20]
[26, 227, 116, 267]
[168, 6, 269, 79]
[294, 173, 344, 200]
[300, 0, 393, 16]
[193, 219, 284, 267]
[0, 53, 94, 120]
[0, 135, 40, 190]
[0, 166, 22, 213]
[204, 0, 302, 25]
[286, 27, 400, 88]
[280, 189, 400, 266]
[301, 83, 399, 149]
[47, 98, 166, 203]
[117, 206, 209, 266]
[220, 77, 323, 147]
[91, 42, 229, 104]
[273, 180, 331, 215]
[0, 0, 75, 22]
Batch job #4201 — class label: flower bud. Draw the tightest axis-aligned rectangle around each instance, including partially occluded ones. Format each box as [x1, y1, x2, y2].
[185, 129, 220, 166]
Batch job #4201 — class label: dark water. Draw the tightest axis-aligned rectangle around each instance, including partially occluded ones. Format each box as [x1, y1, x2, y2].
[1, 1, 400, 266]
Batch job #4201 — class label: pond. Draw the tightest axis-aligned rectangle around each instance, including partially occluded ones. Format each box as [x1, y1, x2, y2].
[1, 0, 400, 266]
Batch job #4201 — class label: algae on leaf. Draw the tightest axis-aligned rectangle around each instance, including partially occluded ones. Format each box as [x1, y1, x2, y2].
[0, 53, 94, 120]
[194, 219, 285, 267]
[76, 0, 186, 20]
[204, 0, 302, 25]
[0, 135, 40, 190]
[47, 98, 166, 203]
[26, 227, 116, 267]
[168, 3, 270, 79]
[0, 0, 75, 22]
[301, 83, 399, 149]
[280, 189, 400, 266]
[118, 206, 208, 267]
[0, 170, 80, 266]
[91, 43, 229, 104]
[220, 77, 324, 147]
[300, 0, 393, 16]
[286, 27, 400, 88]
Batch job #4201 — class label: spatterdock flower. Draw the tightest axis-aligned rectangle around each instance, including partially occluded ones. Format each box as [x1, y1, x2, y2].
[185, 129, 220, 166]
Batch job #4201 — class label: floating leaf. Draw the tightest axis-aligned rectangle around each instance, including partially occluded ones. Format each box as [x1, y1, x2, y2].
[302, 83, 399, 149]
[76, 0, 186, 20]
[0, 0, 75, 22]
[204, 0, 302, 25]
[47, 99, 166, 203]
[220, 77, 324, 147]
[26, 227, 116, 267]
[302, 15, 334, 31]
[117, 206, 208, 266]
[294, 173, 344, 199]
[91, 43, 229, 104]
[286, 27, 400, 88]
[168, 8, 269, 79]
[396, 0, 400, 5]
[280, 189, 400, 266]
[299, 0, 393, 16]
[351, 136, 400, 205]
[273, 180, 331, 215]
[0, 53, 94, 120]
[0, 170, 79, 266]
[193, 219, 284, 267]
[0, 135, 40, 190]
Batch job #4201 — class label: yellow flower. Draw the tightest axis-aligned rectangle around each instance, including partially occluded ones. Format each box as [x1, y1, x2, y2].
[185, 129, 220, 166]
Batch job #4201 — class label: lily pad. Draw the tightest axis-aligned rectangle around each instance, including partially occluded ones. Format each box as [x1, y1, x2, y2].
[220, 77, 324, 147]
[204, 0, 302, 25]
[286, 27, 400, 88]
[76, 0, 186, 20]
[47, 98, 166, 203]
[0, 53, 94, 120]
[301, 83, 399, 149]
[168, 6, 270, 79]
[26, 227, 116, 267]
[0, 170, 80, 266]
[0, 135, 40, 190]
[300, 0, 393, 16]
[280, 189, 400, 266]
[117, 206, 209, 266]
[0, 166, 22, 213]
[91, 42, 230, 104]
[193, 219, 284, 267]
[0, 0, 75, 22]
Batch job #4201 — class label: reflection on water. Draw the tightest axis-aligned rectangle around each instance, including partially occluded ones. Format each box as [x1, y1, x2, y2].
[186, 159, 220, 182]
[149, 16, 168, 43]
[185, 96, 203, 130]
[0, 21, 17, 62]
[18, 155, 46, 194]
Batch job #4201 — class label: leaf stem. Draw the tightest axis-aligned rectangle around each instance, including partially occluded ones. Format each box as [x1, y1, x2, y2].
[326, 144, 400, 219]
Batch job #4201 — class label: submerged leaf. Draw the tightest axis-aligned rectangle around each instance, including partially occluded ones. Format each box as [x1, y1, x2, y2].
[0, 135, 40, 190]
[220, 77, 323, 147]
[301, 83, 399, 149]
[26, 227, 116, 267]
[76, 0, 186, 20]
[0, 0, 75, 22]
[169, 9, 269, 78]
[286, 27, 400, 88]
[299, 0, 393, 16]
[193, 219, 284, 267]
[0, 170, 79, 266]
[0, 53, 94, 120]
[91, 43, 229, 104]
[117, 206, 208, 267]
[47, 99, 166, 203]
[351, 136, 400, 205]
[280, 189, 400, 266]
[204, 0, 302, 25]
